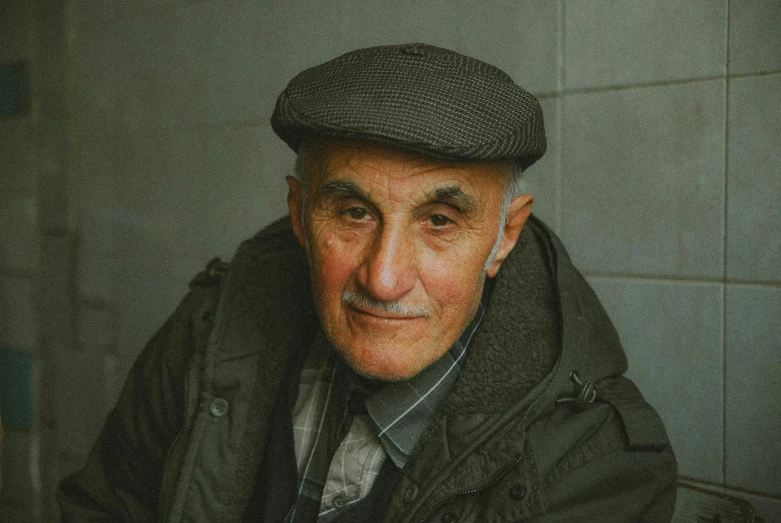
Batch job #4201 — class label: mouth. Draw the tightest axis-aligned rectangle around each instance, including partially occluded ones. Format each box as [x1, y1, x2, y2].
[347, 303, 424, 321]
[341, 289, 432, 321]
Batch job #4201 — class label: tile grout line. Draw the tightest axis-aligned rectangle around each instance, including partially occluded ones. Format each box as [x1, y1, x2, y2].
[722, 0, 731, 488]
[75, 71, 781, 141]
[678, 476, 781, 502]
[582, 272, 781, 288]
[729, 69, 781, 79]
[67, 0, 81, 236]
[555, 0, 565, 235]
[559, 70, 780, 96]
[563, 74, 727, 95]
[26, 0, 45, 521]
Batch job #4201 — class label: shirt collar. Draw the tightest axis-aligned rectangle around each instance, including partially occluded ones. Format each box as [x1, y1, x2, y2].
[363, 297, 487, 468]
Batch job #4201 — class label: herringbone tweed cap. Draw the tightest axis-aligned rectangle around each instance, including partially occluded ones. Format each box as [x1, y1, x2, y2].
[271, 43, 546, 170]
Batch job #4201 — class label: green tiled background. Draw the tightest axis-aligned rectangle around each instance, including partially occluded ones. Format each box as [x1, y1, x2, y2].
[0, 348, 34, 429]
[0, 63, 29, 118]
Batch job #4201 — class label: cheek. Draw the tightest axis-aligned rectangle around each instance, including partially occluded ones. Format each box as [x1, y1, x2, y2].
[422, 249, 485, 307]
[310, 232, 361, 298]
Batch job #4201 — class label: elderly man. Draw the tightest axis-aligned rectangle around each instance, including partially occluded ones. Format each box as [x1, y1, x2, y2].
[59, 43, 677, 522]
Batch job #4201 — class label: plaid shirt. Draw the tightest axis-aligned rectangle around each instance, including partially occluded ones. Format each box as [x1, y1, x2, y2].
[286, 301, 486, 522]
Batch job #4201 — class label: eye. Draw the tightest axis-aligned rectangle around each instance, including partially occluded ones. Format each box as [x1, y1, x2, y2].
[345, 207, 369, 220]
[429, 214, 452, 227]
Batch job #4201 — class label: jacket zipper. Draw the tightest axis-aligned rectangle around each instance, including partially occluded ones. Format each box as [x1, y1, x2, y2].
[417, 451, 525, 523]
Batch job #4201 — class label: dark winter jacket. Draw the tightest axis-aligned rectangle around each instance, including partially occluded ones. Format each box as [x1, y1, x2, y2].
[58, 215, 677, 522]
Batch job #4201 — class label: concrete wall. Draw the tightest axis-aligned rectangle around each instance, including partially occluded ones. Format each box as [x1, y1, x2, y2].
[1, 0, 779, 520]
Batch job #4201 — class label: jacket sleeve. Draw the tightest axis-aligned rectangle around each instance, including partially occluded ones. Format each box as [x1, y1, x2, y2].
[527, 443, 678, 522]
[526, 378, 678, 522]
[57, 284, 217, 522]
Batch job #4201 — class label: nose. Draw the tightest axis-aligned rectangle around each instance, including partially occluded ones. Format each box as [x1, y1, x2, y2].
[357, 221, 417, 302]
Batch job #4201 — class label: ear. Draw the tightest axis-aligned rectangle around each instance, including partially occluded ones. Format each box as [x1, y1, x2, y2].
[486, 194, 534, 278]
[286, 176, 307, 248]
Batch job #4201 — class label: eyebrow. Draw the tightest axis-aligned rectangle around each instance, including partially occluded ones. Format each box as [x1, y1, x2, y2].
[316, 180, 365, 199]
[429, 186, 477, 215]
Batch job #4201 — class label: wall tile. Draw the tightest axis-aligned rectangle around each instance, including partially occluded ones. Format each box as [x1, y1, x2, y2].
[725, 285, 781, 496]
[38, 233, 78, 339]
[35, 0, 68, 94]
[729, 1, 781, 75]
[588, 277, 723, 482]
[179, 0, 277, 127]
[78, 138, 119, 258]
[0, 0, 29, 63]
[76, 8, 120, 138]
[87, 8, 206, 132]
[82, 0, 321, 131]
[37, 112, 72, 232]
[78, 255, 203, 375]
[53, 347, 113, 459]
[0, 276, 38, 349]
[0, 197, 40, 274]
[564, 0, 726, 89]
[561, 81, 725, 278]
[0, 63, 30, 118]
[0, 119, 35, 198]
[338, 0, 461, 57]
[203, 124, 291, 258]
[78, 299, 119, 350]
[336, 0, 559, 95]
[80, 130, 210, 260]
[726, 74, 781, 283]
[76, 0, 118, 27]
[455, 0, 558, 95]
[0, 348, 34, 430]
[257, 0, 350, 94]
[524, 97, 559, 232]
[0, 428, 36, 506]
[114, 0, 179, 19]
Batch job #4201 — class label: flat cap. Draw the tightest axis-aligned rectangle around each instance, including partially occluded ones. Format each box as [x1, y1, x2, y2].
[271, 43, 546, 170]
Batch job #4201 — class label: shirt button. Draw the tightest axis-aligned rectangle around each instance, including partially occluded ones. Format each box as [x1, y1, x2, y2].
[403, 484, 418, 502]
[333, 495, 345, 508]
[509, 483, 526, 500]
[441, 512, 457, 523]
[209, 398, 229, 417]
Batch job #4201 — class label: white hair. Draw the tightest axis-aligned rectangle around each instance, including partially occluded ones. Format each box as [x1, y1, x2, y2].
[293, 147, 524, 273]
[486, 160, 524, 271]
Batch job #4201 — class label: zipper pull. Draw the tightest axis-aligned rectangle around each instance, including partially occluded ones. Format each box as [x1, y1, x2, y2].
[555, 370, 597, 408]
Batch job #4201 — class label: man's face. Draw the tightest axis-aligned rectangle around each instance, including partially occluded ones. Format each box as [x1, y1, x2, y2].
[288, 140, 531, 381]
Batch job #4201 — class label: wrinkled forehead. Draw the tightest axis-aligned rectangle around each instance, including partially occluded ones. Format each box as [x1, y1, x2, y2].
[300, 137, 513, 187]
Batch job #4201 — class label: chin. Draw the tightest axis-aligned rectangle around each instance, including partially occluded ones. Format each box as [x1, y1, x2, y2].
[336, 343, 429, 382]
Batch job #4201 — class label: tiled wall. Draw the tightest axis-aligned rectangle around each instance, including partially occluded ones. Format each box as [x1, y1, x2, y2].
[0, 0, 39, 520]
[3, 0, 778, 520]
[562, 1, 781, 516]
[1, 0, 86, 520]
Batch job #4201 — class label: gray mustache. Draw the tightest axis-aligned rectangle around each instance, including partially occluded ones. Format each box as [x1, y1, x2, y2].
[342, 290, 433, 318]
